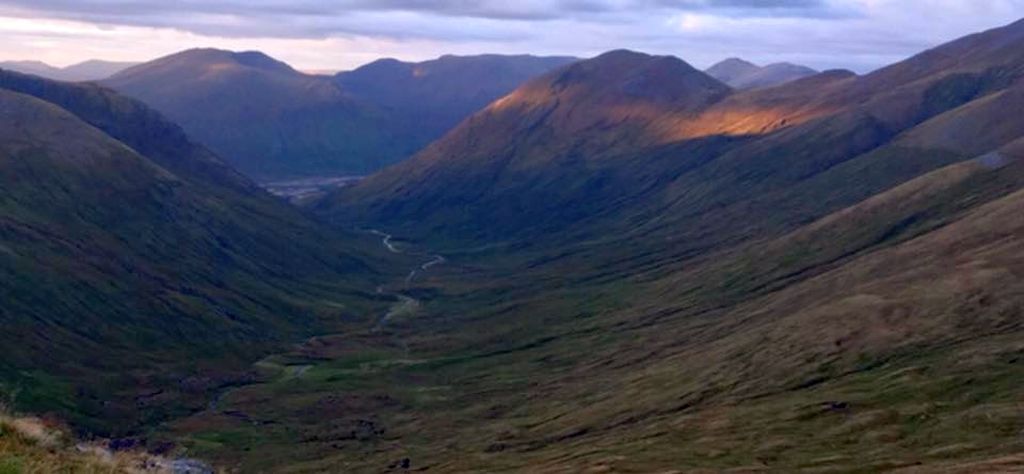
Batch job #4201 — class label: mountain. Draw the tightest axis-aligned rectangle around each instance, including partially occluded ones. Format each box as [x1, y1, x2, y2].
[313, 49, 792, 240]
[706, 57, 818, 89]
[103, 49, 575, 180]
[703, 57, 759, 84]
[60, 60, 140, 81]
[322, 17, 1024, 247]
[103, 48, 395, 180]
[270, 19, 1024, 471]
[0, 59, 137, 81]
[335, 54, 577, 147]
[0, 60, 62, 78]
[0, 70, 386, 435]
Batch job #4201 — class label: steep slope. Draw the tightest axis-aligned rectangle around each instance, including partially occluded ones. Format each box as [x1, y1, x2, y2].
[0, 60, 137, 81]
[0, 70, 385, 435]
[336, 54, 577, 148]
[322, 50, 736, 239]
[323, 18, 1024, 252]
[706, 57, 818, 89]
[104, 50, 575, 180]
[898, 79, 1024, 154]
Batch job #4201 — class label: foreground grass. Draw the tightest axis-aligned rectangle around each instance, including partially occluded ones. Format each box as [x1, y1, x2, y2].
[0, 412, 144, 473]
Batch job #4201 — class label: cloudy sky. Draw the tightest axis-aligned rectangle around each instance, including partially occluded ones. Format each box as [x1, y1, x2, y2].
[0, 0, 1021, 72]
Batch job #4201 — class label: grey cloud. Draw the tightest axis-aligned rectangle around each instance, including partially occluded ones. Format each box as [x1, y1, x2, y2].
[662, 0, 826, 8]
[2, 0, 1021, 74]
[650, 0, 856, 18]
[1, 0, 613, 22]
[0, 0, 847, 37]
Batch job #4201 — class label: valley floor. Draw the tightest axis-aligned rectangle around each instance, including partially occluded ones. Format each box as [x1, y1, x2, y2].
[261, 176, 364, 204]
[157, 218, 1024, 472]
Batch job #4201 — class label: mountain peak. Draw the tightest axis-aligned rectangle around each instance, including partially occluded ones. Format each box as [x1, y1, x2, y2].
[718, 57, 757, 66]
[0, 60, 62, 77]
[229, 50, 296, 73]
[594, 49, 656, 61]
[707, 57, 817, 89]
[0, 59, 135, 81]
[340, 57, 413, 78]
[534, 50, 726, 109]
[711, 57, 759, 70]
[819, 69, 858, 79]
[111, 48, 297, 81]
[173, 48, 295, 74]
[588, 49, 701, 72]
[2, 59, 54, 69]
[763, 61, 813, 70]
[706, 57, 761, 84]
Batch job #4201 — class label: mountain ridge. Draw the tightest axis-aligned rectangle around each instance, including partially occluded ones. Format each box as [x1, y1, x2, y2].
[706, 57, 818, 89]
[0, 59, 138, 81]
[104, 49, 577, 179]
[320, 18, 1024, 265]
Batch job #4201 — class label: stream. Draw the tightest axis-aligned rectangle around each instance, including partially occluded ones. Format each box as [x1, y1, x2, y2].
[367, 229, 445, 329]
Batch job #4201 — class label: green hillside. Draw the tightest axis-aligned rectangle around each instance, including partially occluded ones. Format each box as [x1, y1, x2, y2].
[0, 71, 390, 436]
[210, 18, 1024, 472]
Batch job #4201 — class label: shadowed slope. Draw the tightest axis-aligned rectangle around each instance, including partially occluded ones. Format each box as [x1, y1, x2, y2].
[0, 71, 384, 435]
[104, 49, 396, 179]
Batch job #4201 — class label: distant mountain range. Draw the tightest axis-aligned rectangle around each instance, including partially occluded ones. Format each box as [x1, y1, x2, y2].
[706, 57, 818, 89]
[0, 59, 138, 81]
[102, 50, 576, 179]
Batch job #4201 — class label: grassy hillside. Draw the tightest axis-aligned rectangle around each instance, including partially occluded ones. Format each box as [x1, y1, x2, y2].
[162, 144, 1024, 472]
[0, 72, 392, 437]
[0, 409, 166, 473]
[210, 18, 1024, 473]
